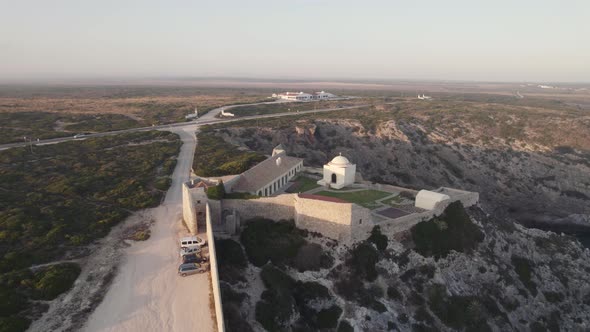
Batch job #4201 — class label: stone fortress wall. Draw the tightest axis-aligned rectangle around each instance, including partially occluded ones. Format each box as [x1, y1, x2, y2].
[294, 195, 355, 241]
[205, 203, 225, 332]
[185, 178, 479, 244]
[182, 183, 198, 234]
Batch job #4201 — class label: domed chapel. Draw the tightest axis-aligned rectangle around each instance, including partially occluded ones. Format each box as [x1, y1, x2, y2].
[317, 153, 356, 189]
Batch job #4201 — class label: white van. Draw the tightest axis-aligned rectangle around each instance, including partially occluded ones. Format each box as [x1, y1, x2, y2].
[180, 246, 201, 258]
[179, 236, 206, 248]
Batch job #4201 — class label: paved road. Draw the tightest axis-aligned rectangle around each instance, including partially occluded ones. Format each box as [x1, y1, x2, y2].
[0, 103, 369, 151]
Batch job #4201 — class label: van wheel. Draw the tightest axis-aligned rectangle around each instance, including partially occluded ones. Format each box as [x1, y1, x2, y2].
[181, 273, 187, 277]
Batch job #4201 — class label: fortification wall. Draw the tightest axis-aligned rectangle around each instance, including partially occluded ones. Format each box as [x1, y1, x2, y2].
[222, 194, 296, 222]
[294, 196, 355, 242]
[182, 183, 198, 234]
[205, 203, 225, 332]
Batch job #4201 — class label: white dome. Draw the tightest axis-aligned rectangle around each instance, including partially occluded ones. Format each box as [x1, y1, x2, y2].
[329, 155, 351, 166]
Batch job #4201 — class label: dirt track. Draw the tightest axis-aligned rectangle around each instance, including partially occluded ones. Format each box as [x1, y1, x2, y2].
[82, 124, 214, 332]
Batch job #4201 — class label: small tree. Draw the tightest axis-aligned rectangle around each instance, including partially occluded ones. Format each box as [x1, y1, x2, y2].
[206, 180, 225, 200]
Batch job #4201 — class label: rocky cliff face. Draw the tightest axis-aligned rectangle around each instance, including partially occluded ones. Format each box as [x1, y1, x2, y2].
[215, 117, 590, 232]
[220, 205, 590, 332]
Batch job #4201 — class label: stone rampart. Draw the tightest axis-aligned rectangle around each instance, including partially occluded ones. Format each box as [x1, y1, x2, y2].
[294, 195, 356, 242]
[222, 194, 296, 222]
[182, 183, 198, 234]
[206, 203, 225, 332]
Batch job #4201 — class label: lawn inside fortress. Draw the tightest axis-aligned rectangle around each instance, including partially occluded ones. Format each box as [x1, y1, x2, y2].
[83, 125, 214, 332]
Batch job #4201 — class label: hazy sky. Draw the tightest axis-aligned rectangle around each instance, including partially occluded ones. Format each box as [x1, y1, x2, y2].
[1, 0, 588, 82]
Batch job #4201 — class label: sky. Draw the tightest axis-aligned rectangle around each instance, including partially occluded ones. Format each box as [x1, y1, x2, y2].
[0, 0, 589, 82]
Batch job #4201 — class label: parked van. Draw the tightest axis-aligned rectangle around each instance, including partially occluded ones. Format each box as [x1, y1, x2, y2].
[180, 246, 201, 258]
[179, 236, 206, 248]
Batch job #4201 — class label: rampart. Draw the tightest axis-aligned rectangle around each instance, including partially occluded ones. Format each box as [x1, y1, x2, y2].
[294, 195, 354, 241]
[182, 183, 198, 234]
[222, 195, 296, 222]
[206, 203, 225, 332]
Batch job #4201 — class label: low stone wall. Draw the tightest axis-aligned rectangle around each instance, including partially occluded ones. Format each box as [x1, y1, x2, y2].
[182, 183, 198, 234]
[222, 195, 296, 222]
[206, 203, 225, 332]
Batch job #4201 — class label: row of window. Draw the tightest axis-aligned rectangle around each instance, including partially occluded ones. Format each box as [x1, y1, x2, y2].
[257, 163, 302, 197]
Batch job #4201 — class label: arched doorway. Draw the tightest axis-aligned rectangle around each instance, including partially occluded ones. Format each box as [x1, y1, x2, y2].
[331, 173, 337, 183]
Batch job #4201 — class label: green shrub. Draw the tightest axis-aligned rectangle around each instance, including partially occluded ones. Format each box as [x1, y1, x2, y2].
[348, 242, 379, 281]
[33, 263, 81, 300]
[511, 256, 537, 296]
[260, 265, 296, 292]
[387, 285, 403, 300]
[240, 219, 305, 267]
[0, 316, 31, 332]
[206, 181, 225, 200]
[292, 243, 325, 272]
[0, 287, 27, 317]
[337, 320, 354, 332]
[193, 131, 265, 177]
[215, 238, 247, 269]
[368, 226, 388, 251]
[411, 201, 484, 258]
[316, 305, 343, 328]
[255, 266, 297, 331]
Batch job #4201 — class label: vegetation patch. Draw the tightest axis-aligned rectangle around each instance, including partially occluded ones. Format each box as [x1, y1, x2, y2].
[411, 202, 484, 258]
[314, 189, 391, 208]
[193, 128, 265, 177]
[240, 218, 305, 267]
[0, 131, 180, 327]
[256, 264, 342, 331]
[285, 175, 321, 193]
[367, 226, 388, 251]
[206, 181, 225, 200]
[427, 284, 493, 331]
[511, 256, 537, 296]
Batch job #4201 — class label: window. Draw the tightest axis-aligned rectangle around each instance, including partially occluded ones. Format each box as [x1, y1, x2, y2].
[359, 219, 362, 224]
[198, 212, 203, 216]
[197, 200, 201, 204]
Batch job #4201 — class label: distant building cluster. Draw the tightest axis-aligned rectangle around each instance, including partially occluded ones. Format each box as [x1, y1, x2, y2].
[273, 91, 338, 101]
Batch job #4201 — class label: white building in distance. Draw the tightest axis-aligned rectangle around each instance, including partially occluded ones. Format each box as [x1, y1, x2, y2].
[274, 91, 338, 101]
[317, 153, 356, 189]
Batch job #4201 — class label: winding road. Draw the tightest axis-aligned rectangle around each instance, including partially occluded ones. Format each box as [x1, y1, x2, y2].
[16, 101, 369, 332]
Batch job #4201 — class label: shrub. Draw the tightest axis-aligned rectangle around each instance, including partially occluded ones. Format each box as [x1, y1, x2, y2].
[316, 305, 343, 329]
[215, 238, 247, 269]
[337, 320, 354, 332]
[240, 219, 305, 267]
[511, 256, 537, 296]
[33, 263, 81, 300]
[0, 316, 31, 332]
[387, 285, 403, 300]
[206, 181, 225, 200]
[411, 201, 484, 259]
[348, 242, 379, 281]
[368, 226, 388, 251]
[292, 243, 324, 271]
[260, 265, 296, 292]
[256, 265, 297, 331]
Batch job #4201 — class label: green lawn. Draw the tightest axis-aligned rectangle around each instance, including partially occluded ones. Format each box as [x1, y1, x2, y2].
[286, 176, 320, 193]
[314, 190, 392, 208]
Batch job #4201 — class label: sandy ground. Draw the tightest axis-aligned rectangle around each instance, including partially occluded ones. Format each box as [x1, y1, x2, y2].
[82, 124, 214, 332]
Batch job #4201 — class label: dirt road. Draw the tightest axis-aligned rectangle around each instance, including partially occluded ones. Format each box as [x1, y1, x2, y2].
[83, 124, 214, 332]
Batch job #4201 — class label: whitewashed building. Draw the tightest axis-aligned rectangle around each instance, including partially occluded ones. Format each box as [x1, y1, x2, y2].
[231, 145, 304, 196]
[274, 91, 338, 101]
[317, 154, 356, 189]
[415, 190, 451, 210]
